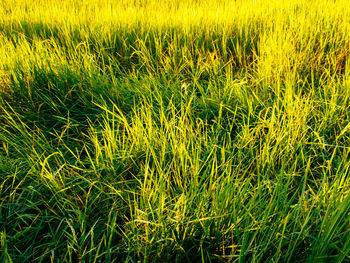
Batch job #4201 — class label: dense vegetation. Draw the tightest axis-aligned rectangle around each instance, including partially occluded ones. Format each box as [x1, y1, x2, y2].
[0, 0, 349, 262]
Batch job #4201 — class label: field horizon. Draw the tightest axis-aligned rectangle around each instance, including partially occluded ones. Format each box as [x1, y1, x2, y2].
[1, 0, 350, 262]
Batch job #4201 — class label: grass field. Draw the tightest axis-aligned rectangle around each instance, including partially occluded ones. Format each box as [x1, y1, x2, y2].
[0, 0, 350, 262]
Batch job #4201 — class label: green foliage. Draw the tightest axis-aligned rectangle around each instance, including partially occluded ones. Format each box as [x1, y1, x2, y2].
[0, 0, 350, 262]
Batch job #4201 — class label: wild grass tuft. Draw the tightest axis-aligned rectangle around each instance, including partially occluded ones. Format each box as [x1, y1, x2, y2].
[1, 0, 350, 262]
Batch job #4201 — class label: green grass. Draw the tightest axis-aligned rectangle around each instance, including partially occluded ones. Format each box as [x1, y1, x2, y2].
[0, 0, 350, 262]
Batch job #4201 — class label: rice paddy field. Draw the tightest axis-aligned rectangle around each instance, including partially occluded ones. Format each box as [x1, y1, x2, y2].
[0, 0, 350, 262]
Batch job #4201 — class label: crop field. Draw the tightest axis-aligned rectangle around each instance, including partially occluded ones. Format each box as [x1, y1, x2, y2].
[0, 0, 350, 262]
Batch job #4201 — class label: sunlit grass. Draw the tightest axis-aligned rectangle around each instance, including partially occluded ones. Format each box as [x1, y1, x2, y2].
[0, 0, 350, 262]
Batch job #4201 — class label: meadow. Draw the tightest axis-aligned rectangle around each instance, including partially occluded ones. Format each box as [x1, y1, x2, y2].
[0, 0, 350, 262]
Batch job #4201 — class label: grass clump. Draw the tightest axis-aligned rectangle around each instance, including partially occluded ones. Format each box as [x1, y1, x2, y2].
[1, 0, 350, 262]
